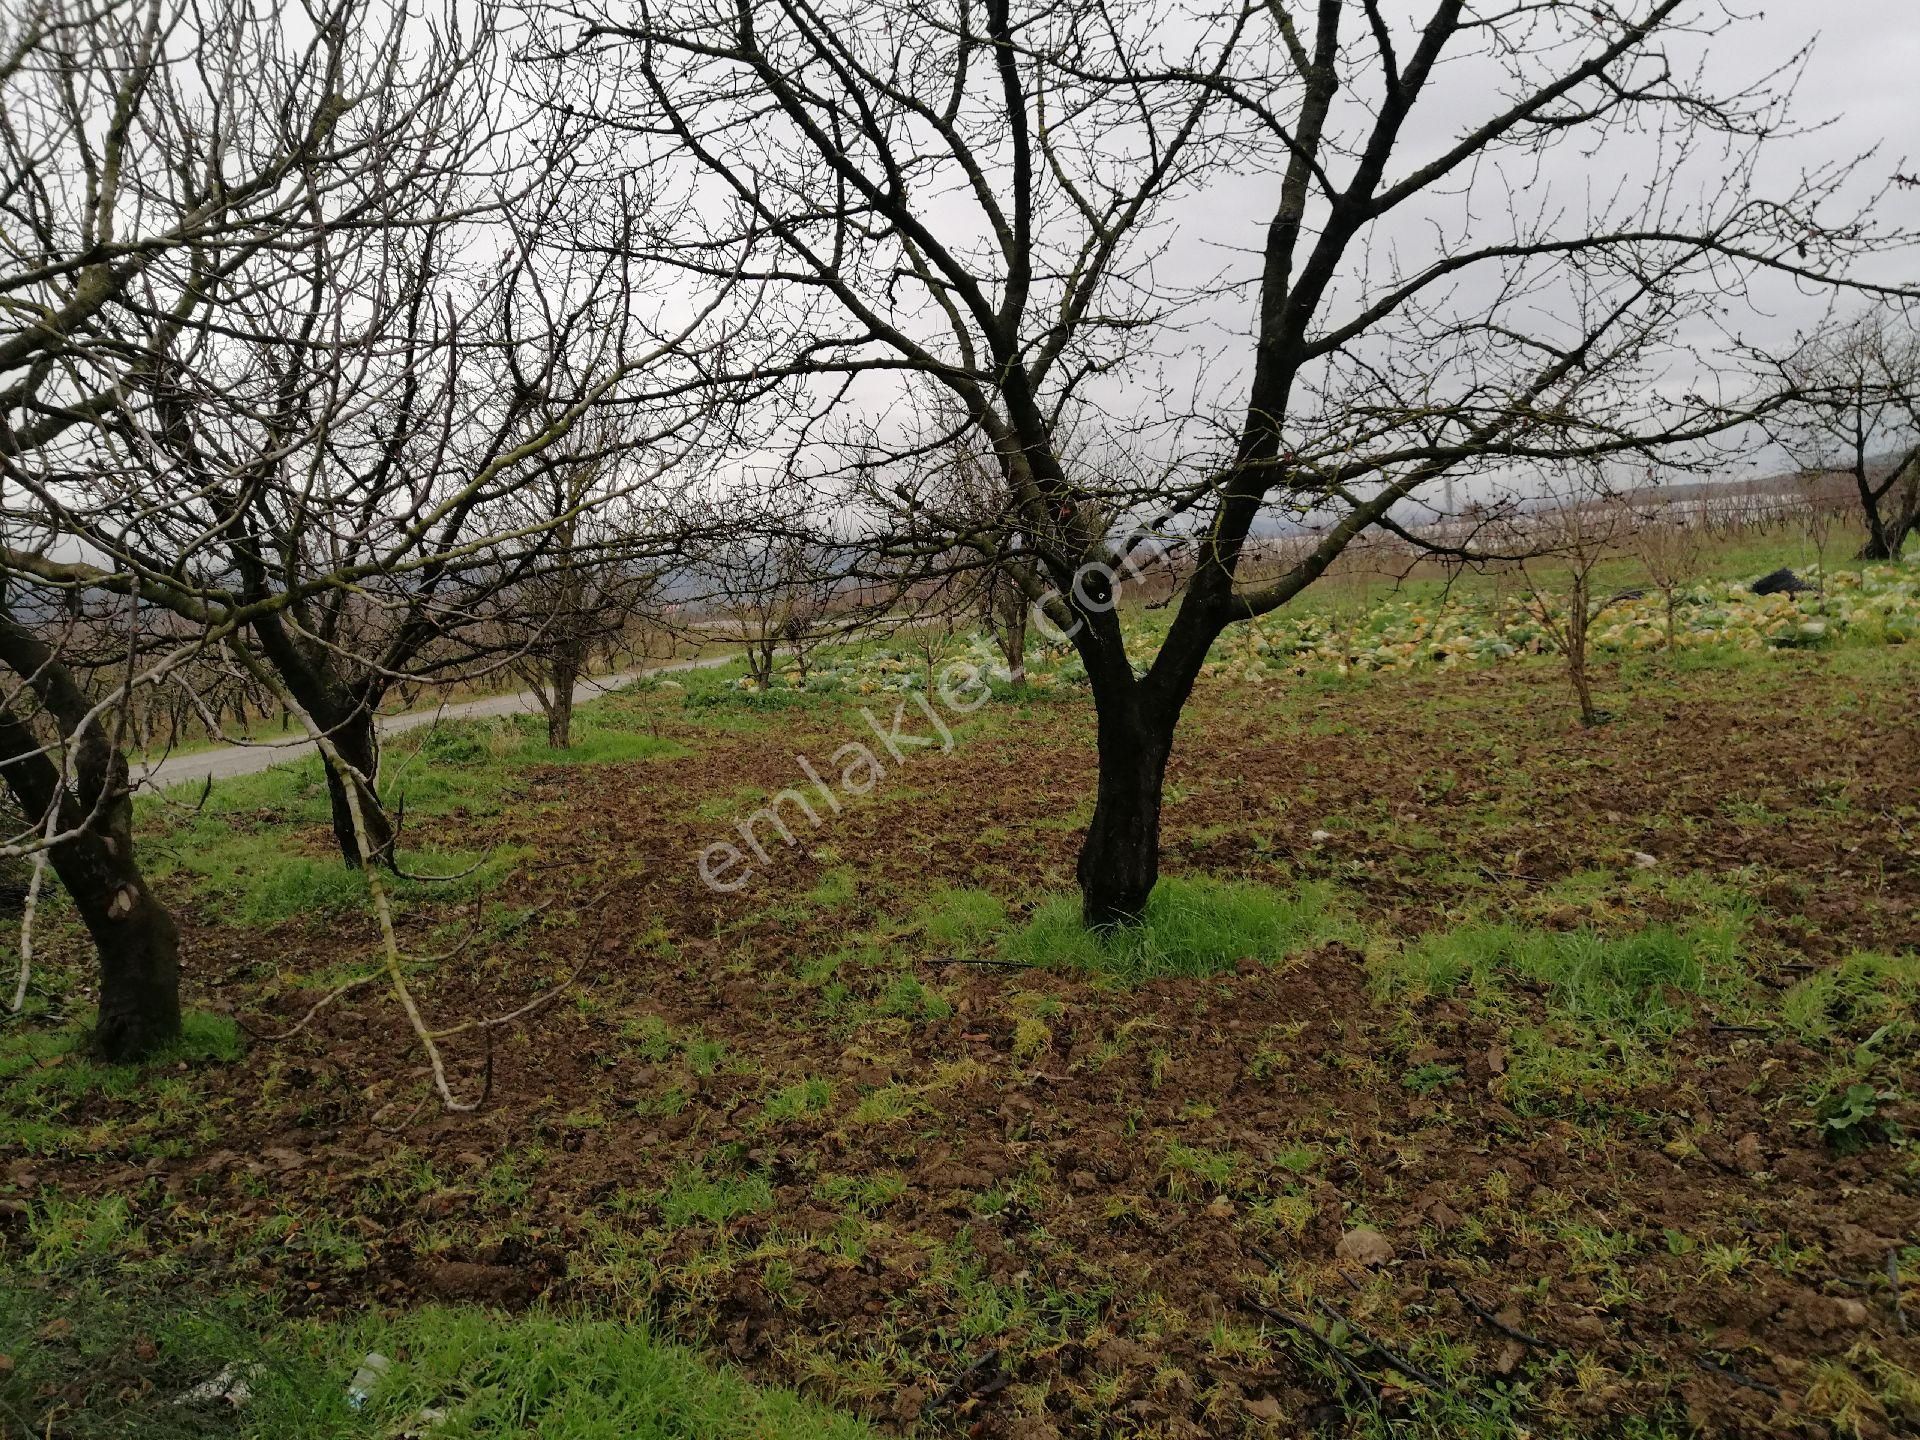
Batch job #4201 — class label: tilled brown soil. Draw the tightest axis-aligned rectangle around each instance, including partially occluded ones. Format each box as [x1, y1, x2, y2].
[7, 652, 1920, 1438]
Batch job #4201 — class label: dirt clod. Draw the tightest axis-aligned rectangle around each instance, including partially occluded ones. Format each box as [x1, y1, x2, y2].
[1335, 1227, 1394, 1268]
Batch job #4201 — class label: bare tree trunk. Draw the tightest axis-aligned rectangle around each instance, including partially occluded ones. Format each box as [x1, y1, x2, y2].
[1858, 525, 1897, 561]
[60, 811, 181, 1061]
[744, 629, 776, 687]
[248, 617, 394, 867]
[0, 620, 181, 1060]
[1858, 449, 1920, 559]
[1076, 691, 1173, 927]
[318, 701, 393, 867]
[546, 642, 581, 748]
[1567, 580, 1600, 727]
[991, 597, 1028, 689]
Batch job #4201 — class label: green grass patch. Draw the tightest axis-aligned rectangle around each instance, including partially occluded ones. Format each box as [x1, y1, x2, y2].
[1382, 920, 1736, 1025]
[760, 1076, 833, 1123]
[1379, 920, 1744, 1115]
[656, 1167, 774, 1227]
[917, 887, 1008, 950]
[0, 1012, 242, 1156]
[515, 722, 686, 766]
[805, 868, 858, 909]
[677, 659, 829, 717]
[0, 1281, 874, 1439]
[145, 755, 336, 829]
[1160, 1142, 1248, 1198]
[1784, 952, 1918, 1154]
[0, 1010, 239, 1084]
[814, 1171, 907, 1214]
[152, 809, 520, 925]
[401, 710, 687, 770]
[24, 1193, 144, 1268]
[1783, 951, 1920, 1042]
[1003, 876, 1351, 980]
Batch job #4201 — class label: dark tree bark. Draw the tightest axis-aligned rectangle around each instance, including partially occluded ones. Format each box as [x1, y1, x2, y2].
[1069, 577, 1210, 924]
[545, 640, 583, 749]
[0, 615, 181, 1061]
[1855, 446, 1920, 559]
[246, 612, 394, 867]
[1077, 696, 1173, 926]
[316, 700, 394, 866]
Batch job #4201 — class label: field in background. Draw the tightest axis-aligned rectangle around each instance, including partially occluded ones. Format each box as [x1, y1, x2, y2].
[121, 501, 1868, 764]
[4, 533, 1919, 1439]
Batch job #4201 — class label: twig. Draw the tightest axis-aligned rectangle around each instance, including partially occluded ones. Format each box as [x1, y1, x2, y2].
[236, 973, 380, 1042]
[475, 1024, 495, 1109]
[1891, 1250, 1908, 1334]
[1446, 1282, 1556, 1351]
[388, 850, 491, 883]
[429, 967, 581, 1040]
[9, 845, 48, 1013]
[928, 1348, 1002, 1410]
[1312, 1297, 1453, 1395]
[370, 1094, 430, 1134]
[1697, 1353, 1780, 1398]
[1240, 1296, 1378, 1399]
[925, 954, 1041, 969]
[1475, 866, 1545, 885]
[465, 886, 606, 952]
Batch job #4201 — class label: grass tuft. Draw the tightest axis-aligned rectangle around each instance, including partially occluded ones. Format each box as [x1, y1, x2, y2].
[656, 1167, 774, 1227]
[917, 887, 1007, 950]
[1003, 876, 1350, 980]
[1382, 920, 1733, 1024]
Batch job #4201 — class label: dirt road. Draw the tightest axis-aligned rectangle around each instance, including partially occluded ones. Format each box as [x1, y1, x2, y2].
[137, 654, 733, 791]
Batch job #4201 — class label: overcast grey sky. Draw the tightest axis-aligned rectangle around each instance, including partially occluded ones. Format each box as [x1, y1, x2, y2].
[599, 0, 1920, 505]
[1722, 1, 1920, 293]
[1173, 0, 1920, 495]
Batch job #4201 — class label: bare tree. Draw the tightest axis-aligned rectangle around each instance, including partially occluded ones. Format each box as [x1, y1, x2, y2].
[1630, 494, 1707, 650]
[1775, 306, 1920, 560]
[889, 583, 968, 695]
[554, 0, 1910, 925]
[1512, 474, 1639, 726]
[975, 560, 1033, 691]
[0, 0, 729, 1072]
[932, 439, 1041, 689]
[496, 445, 682, 748]
[1795, 469, 1837, 603]
[4, 0, 726, 867]
[704, 530, 838, 689]
[0, 0, 451, 1055]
